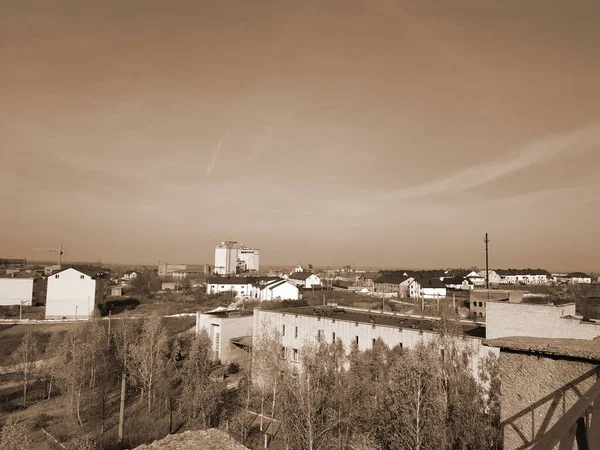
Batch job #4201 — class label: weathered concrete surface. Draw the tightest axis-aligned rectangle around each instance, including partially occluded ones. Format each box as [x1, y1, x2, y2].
[485, 336, 600, 361]
[497, 350, 598, 450]
[133, 429, 248, 450]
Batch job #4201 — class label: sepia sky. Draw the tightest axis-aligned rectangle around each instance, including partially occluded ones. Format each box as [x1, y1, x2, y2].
[1, 0, 599, 271]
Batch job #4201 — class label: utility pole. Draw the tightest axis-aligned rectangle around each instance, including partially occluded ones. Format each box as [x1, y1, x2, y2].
[485, 233, 490, 289]
[118, 372, 126, 446]
[107, 309, 112, 347]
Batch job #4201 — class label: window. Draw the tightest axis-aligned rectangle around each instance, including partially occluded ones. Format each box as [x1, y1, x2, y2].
[399, 343, 403, 349]
[295, 326, 298, 338]
[372, 338, 376, 347]
[478, 301, 483, 307]
[80, 275, 84, 279]
[332, 332, 336, 342]
[292, 348, 299, 362]
[215, 332, 220, 359]
[282, 325, 286, 336]
[317, 330, 324, 340]
[55, 275, 59, 279]
[355, 336, 359, 345]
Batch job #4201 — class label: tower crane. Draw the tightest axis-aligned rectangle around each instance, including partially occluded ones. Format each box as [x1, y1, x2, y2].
[33, 243, 65, 267]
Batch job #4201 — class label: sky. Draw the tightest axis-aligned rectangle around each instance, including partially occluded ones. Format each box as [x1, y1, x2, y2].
[1, 0, 599, 271]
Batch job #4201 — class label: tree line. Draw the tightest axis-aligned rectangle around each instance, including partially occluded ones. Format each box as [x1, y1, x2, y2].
[5, 314, 501, 450]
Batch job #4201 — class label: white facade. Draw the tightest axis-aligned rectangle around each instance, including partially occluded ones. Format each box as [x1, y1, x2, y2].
[486, 301, 600, 340]
[206, 279, 252, 298]
[478, 270, 502, 285]
[0, 277, 34, 306]
[254, 280, 299, 301]
[214, 241, 239, 275]
[46, 268, 104, 319]
[254, 308, 499, 379]
[196, 311, 254, 362]
[238, 247, 260, 272]
[288, 273, 322, 289]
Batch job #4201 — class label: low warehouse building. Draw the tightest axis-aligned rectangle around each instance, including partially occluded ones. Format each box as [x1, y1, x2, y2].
[196, 309, 254, 362]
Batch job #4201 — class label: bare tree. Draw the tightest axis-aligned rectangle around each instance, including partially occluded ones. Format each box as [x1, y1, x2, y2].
[180, 329, 225, 428]
[129, 315, 169, 411]
[11, 331, 39, 406]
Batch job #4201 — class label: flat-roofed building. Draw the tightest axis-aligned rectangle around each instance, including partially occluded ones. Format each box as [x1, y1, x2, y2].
[196, 310, 254, 362]
[486, 299, 600, 340]
[254, 305, 498, 378]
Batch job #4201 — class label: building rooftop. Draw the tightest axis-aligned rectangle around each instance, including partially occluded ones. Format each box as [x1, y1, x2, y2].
[484, 336, 600, 362]
[271, 305, 486, 338]
[134, 429, 248, 450]
[204, 309, 254, 319]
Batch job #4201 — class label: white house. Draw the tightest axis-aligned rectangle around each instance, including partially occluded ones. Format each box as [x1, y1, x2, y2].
[288, 272, 322, 289]
[409, 278, 447, 299]
[196, 310, 254, 362]
[0, 273, 43, 306]
[121, 271, 138, 280]
[564, 272, 592, 284]
[444, 277, 474, 291]
[45, 266, 108, 319]
[206, 277, 254, 298]
[464, 271, 485, 287]
[252, 279, 299, 301]
[477, 270, 502, 285]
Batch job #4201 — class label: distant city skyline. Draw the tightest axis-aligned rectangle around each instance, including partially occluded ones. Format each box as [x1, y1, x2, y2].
[2, 1, 599, 271]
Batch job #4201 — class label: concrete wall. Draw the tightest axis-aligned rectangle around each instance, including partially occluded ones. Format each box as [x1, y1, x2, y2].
[46, 268, 97, 319]
[0, 278, 34, 306]
[498, 350, 599, 450]
[486, 301, 600, 340]
[196, 312, 253, 363]
[254, 309, 498, 378]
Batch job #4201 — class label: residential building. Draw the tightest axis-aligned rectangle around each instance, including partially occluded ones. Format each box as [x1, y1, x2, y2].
[563, 272, 592, 284]
[214, 241, 239, 275]
[410, 278, 447, 299]
[0, 272, 45, 306]
[495, 269, 552, 285]
[356, 272, 379, 290]
[121, 271, 137, 280]
[486, 299, 600, 340]
[252, 278, 299, 301]
[444, 276, 474, 291]
[45, 266, 108, 319]
[196, 310, 254, 362]
[287, 272, 322, 289]
[477, 270, 502, 285]
[373, 274, 413, 297]
[161, 282, 176, 291]
[206, 276, 253, 298]
[253, 305, 498, 379]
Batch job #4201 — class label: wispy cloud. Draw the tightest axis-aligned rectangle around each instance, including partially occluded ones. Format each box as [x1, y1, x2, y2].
[206, 127, 231, 176]
[385, 125, 600, 200]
